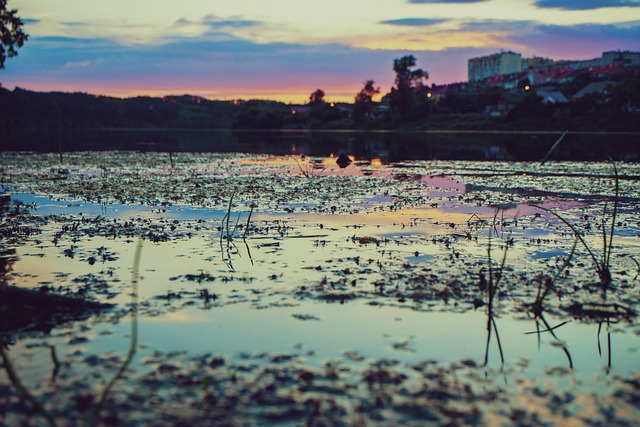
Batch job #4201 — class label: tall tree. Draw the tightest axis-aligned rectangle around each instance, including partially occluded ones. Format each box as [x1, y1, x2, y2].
[309, 89, 325, 105]
[353, 79, 380, 122]
[389, 55, 429, 120]
[611, 74, 640, 112]
[0, 0, 28, 69]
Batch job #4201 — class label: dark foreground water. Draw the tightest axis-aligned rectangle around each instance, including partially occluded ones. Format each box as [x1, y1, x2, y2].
[2, 128, 639, 162]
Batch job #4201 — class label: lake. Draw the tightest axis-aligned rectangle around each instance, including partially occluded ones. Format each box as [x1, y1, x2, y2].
[2, 128, 640, 162]
[0, 141, 639, 425]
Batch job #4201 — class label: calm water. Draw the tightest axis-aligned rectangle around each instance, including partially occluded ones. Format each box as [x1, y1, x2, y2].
[2, 150, 639, 425]
[2, 128, 639, 162]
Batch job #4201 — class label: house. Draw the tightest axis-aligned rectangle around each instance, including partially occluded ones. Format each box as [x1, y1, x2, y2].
[572, 81, 614, 100]
[537, 90, 569, 104]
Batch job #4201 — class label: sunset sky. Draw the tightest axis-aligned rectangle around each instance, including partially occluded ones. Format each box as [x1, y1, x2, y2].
[1, 0, 639, 103]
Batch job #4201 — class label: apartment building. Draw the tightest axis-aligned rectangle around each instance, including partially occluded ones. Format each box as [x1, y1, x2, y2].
[468, 51, 522, 82]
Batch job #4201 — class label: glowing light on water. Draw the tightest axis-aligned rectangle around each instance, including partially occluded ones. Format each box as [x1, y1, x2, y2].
[370, 158, 383, 167]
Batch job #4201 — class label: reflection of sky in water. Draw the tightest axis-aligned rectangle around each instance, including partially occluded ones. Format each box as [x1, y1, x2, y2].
[12, 193, 228, 220]
[404, 254, 435, 264]
[532, 248, 568, 260]
[8, 302, 638, 391]
[5, 188, 640, 396]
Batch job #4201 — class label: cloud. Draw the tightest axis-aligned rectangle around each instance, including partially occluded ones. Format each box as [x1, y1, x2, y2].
[0, 34, 405, 96]
[34, 36, 114, 47]
[380, 18, 446, 26]
[408, 0, 488, 3]
[449, 19, 640, 58]
[460, 19, 535, 31]
[62, 59, 104, 69]
[174, 18, 191, 27]
[202, 15, 262, 29]
[175, 14, 263, 31]
[2, 15, 638, 100]
[508, 22, 640, 58]
[8, 29, 501, 97]
[534, 0, 640, 10]
[21, 18, 41, 25]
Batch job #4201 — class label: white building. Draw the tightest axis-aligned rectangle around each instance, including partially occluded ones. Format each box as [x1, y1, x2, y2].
[468, 51, 522, 82]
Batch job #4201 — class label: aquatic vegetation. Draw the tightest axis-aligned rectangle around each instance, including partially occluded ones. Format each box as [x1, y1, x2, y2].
[480, 211, 510, 366]
[0, 346, 57, 426]
[0, 238, 144, 425]
[95, 237, 143, 420]
[533, 160, 620, 287]
[525, 315, 574, 370]
[219, 192, 255, 270]
[529, 237, 578, 317]
[296, 156, 326, 177]
[0, 152, 639, 425]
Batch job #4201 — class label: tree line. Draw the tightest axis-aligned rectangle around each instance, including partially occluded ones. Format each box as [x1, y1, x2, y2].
[231, 55, 640, 132]
[232, 55, 432, 129]
[0, 89, 239, 129]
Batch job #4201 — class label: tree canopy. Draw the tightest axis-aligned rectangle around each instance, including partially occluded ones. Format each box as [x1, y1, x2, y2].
[353, 80, 380, 123]
[309, 89, 325, 105]
[388, 55, 429, 120]
[0, 0, 28, 69]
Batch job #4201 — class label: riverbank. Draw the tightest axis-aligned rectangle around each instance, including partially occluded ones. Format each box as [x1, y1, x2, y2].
[2, 87, 639, 133]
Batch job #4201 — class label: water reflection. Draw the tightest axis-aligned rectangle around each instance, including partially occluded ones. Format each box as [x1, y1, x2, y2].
[95, 238, 142, 418]
[4, 128, 638, 162]
[597, 320, 610, 373]
[0, 238, 143, 426]
[527, 315, 574, 370]
[1, 151, 638, 423]
[2, 298, 638, 425]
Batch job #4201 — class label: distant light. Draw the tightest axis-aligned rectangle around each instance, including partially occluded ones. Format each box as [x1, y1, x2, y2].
[427, 92, 432, 98]
[330, 102, 335, 107]
[291, 110, 297, 115]
[370, 158, 383, 167]
[524, 85, 530, 91]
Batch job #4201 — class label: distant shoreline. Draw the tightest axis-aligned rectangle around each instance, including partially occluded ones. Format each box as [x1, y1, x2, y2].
[22, 127, 640, 136]
[2, 87, 639, 133]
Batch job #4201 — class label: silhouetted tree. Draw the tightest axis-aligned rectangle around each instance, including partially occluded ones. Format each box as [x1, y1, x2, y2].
[309, 89, 325, 105]
[610, 74, 640, 112]
[0, 88, 240, 129]
[438, 85, 505, 114]
[507, 92, 551, 120]
[0, 0, 28, 69]
[229, 100, 289, 129]
[389, 55, 429, 120]
[353, 80, 380, 123]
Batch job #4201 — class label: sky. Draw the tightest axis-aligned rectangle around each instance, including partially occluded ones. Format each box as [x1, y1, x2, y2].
[1, 0, 639, 103]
